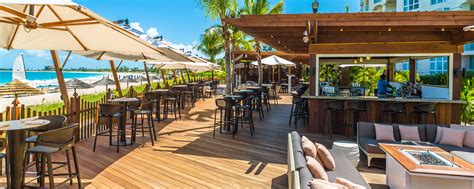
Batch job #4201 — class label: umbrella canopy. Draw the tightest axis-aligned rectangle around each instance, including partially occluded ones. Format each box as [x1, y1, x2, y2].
[137, 75, 148, 82]
[119, 76, 138, 83]
[0, 4, 35, 20]
[92, 77, 115, 86]
[251, 55, 295, 66]
[65, 78, 92, 89]
[0, 79, 44, 96]
[0, 0, 163, 54]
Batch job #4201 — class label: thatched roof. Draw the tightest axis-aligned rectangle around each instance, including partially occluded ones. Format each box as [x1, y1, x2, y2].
[120, 76, 138, 83]
[65, 78, 93, 89]
[92, 77, 115, 86]
[0, 80, 44, 96]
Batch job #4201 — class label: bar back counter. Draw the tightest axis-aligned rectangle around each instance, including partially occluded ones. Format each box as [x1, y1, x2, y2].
[302, 95, 463, 135]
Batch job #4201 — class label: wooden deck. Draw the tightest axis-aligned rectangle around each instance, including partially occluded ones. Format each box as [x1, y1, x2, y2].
[1, 95, 387, 188]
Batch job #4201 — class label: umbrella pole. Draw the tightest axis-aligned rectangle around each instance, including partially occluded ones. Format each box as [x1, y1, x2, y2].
[180, 70, 187, 84]
[143, 62, 152, 87]
[51, 50, 69, 109]
[109, 60, 123, 97]
[160, 70, 169, 88]
[186, 70, 191, 82]
[172, 70, 178, 84]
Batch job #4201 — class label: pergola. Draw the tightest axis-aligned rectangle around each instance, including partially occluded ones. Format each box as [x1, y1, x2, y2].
[224, 11, 474, 100]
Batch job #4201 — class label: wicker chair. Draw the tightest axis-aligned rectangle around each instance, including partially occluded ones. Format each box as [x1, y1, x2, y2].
[132, 99, 158, 146]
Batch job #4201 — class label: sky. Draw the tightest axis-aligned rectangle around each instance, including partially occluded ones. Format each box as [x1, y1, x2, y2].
[0, 0, 360, 70]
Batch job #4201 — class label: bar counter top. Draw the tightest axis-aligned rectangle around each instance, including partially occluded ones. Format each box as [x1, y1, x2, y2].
[301, 95, 464, 104]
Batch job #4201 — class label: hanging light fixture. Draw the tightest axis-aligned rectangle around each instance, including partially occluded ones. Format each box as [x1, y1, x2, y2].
[366, 56, 371, 61]
[359, 57, 364, 63]
[464, 25, 474, 31]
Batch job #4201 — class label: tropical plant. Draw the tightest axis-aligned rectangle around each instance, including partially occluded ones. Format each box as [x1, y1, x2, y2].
[461, 78, 474, 124]
[239, 0, 283, 86]
[195, 26, 224, 63]
[350, 67, 385, 95]
[197, 0, 239, 94]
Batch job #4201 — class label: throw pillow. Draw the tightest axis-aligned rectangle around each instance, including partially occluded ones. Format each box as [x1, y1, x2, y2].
[306, 156, 328, 181]
[439, 128, 466, 147]
[374, 124, 395, 141]
[398, 125, 421, 141]
[434, 126, 444, 143]
[309, 179, 347, 189]
[302, 136, 318, 159]
[335, 177, 366, 189]
[315, 143, 336, 171]
[463, 131, 474, 148]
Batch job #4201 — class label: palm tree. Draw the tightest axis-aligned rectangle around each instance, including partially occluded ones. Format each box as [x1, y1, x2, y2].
[197, 0, 238, 95]
[239, 0, 283, 86]
[195, 26, 224, 63]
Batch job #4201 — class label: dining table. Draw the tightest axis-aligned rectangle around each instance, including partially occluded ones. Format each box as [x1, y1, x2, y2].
[219, 95, 243, 134]
[108, 97, 140, 146]
[0, 118, 50, 189]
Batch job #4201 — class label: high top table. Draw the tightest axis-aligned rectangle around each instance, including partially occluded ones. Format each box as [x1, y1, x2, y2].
[108, 97, 139, 145]
[0, 119, 50, 189]
[150, 89, 170, 121]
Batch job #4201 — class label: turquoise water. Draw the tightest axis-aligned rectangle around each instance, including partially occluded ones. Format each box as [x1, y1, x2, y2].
[0, 71, 106, 85]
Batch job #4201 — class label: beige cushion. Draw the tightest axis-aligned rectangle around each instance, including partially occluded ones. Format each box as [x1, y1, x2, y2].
[463, 131, 474, 148]
[316, 143, 336, 171]
[309, 179, 347, 189]
[335, 177, 367, 189]
[399, 125, 421, 141]
[439, 128, 466, 147]
[302, 136, 318, 159]
[306, 156, 328, 181]
[435, 126, 444, 143]
[374, 123, 395, 141]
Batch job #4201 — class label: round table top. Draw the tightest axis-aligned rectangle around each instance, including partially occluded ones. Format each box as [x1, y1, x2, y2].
[0, 119, 50, 131]
[333, 140, 358, 148]
[109, 97, 140, 103]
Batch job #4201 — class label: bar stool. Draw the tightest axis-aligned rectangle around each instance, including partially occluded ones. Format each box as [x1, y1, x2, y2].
[163, 91, 181, 120]
[383, 102, 408, 123]
[236, 96, 255, 137]
[23, 124, 81, 188]
[262, 87, 271, 111]
[410, 103, 438, 124]
[323, 100, 345, 139]
[183, 87, 195, 108]
[213, 98, 236, 138]
[346, 101, 369, 138]
[252, 89, 265, 120]
[132, 99, 157, 146]
[289, 94, 307, 129]
[93, 103, 125, 152]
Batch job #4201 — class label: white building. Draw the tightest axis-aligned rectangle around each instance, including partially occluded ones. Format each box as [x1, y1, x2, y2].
[361, 0, 474, 74]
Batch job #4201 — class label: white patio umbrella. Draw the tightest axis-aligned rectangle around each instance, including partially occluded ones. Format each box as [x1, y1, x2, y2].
[0, 0, 163, 53]
[0, 3, 35, 20]
[250, 55, 295, 66]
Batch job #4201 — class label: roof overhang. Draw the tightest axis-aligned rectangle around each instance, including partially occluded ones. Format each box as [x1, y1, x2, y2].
[224, 11, 474, 54]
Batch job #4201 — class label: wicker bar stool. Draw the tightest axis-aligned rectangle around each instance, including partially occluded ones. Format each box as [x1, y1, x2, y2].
[323, 100, 345, 140]
[93, 103, 125, 152]
[213, 98, 236, 138]
[23, 124, 81, 189]
[410, 103, 438, 124]
[163, 91, 181, 120]
[132, 99, 157, 146]
[346, 101, 369, 138]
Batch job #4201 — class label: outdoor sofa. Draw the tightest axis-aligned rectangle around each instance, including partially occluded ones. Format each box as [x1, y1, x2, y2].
[288, 131, 370, 189]
[357, 122, 474, 166]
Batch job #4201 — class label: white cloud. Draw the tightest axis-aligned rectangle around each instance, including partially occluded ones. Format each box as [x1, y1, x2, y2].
[0, 49, 7, 54]
[146, 27, 159, 38]
[25, 50, 51, 59]
[130, 22, 144, 33]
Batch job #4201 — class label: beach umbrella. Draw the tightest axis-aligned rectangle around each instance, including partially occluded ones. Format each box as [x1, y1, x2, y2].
[250, 55, 295, 66]
[0, 79, 44, 96]
[120, 76, 138, 83]
[65, 78, 93, 89]
[92, 77, 115, 86]
[0, 0, 163, 53]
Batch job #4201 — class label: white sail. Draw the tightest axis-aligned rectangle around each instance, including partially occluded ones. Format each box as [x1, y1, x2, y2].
[12, 54, 26, 81]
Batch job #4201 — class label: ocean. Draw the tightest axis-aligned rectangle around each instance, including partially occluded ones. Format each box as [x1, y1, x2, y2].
[0, 71, 106, 85]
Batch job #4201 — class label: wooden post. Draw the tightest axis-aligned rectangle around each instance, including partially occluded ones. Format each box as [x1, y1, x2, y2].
[452, 53, 462, 100]
[278, 65, 281, 82]
[71, 91, 80, 142]
[143, 62, 152, 87]
[387, 58, 394, 82]
[309, 55, 317, 96]
[409, 58, 417, 83]
[341, 67, 350, 86]
[172, 70, 178, 83]
[51, 50, 69, 109]
[109, 60, 123, 97]
[11, 95, 20, 120]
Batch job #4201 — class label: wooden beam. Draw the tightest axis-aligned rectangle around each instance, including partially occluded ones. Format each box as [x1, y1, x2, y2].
[109, 60, 123, 97]
[451, 31, 474, 45]
[309, 42, 461, 54]
[313, 21, 318, 44]
[143, 62, 152, 86]
[51, 50, 69, 110]
[309, 55, 317, 96]
[61, 51, 72, 68]
[409, 58, 417, 83]
[452, 53, 462, 100]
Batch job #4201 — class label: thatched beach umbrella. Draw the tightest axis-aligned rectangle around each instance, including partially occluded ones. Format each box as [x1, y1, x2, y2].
[65, 78, 93, 89]
[120, 76, 138, 83]
[92, 77, 115, 86]
[0, 79, 44, 96]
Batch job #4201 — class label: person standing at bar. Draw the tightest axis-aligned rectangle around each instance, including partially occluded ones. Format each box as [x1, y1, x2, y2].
[377, 74, 392, 96]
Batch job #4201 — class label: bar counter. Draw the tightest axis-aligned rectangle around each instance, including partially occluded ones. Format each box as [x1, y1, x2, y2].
[302, 95, 463, 134]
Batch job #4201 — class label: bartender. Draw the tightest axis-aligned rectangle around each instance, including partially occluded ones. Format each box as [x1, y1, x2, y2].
[377, 74, 392, 96]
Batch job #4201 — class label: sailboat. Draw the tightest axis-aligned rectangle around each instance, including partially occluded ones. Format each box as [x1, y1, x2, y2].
[12, 54, 26, 81]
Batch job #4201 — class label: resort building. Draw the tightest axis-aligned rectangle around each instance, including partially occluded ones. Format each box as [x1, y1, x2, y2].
[361, 0, 474, 74]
